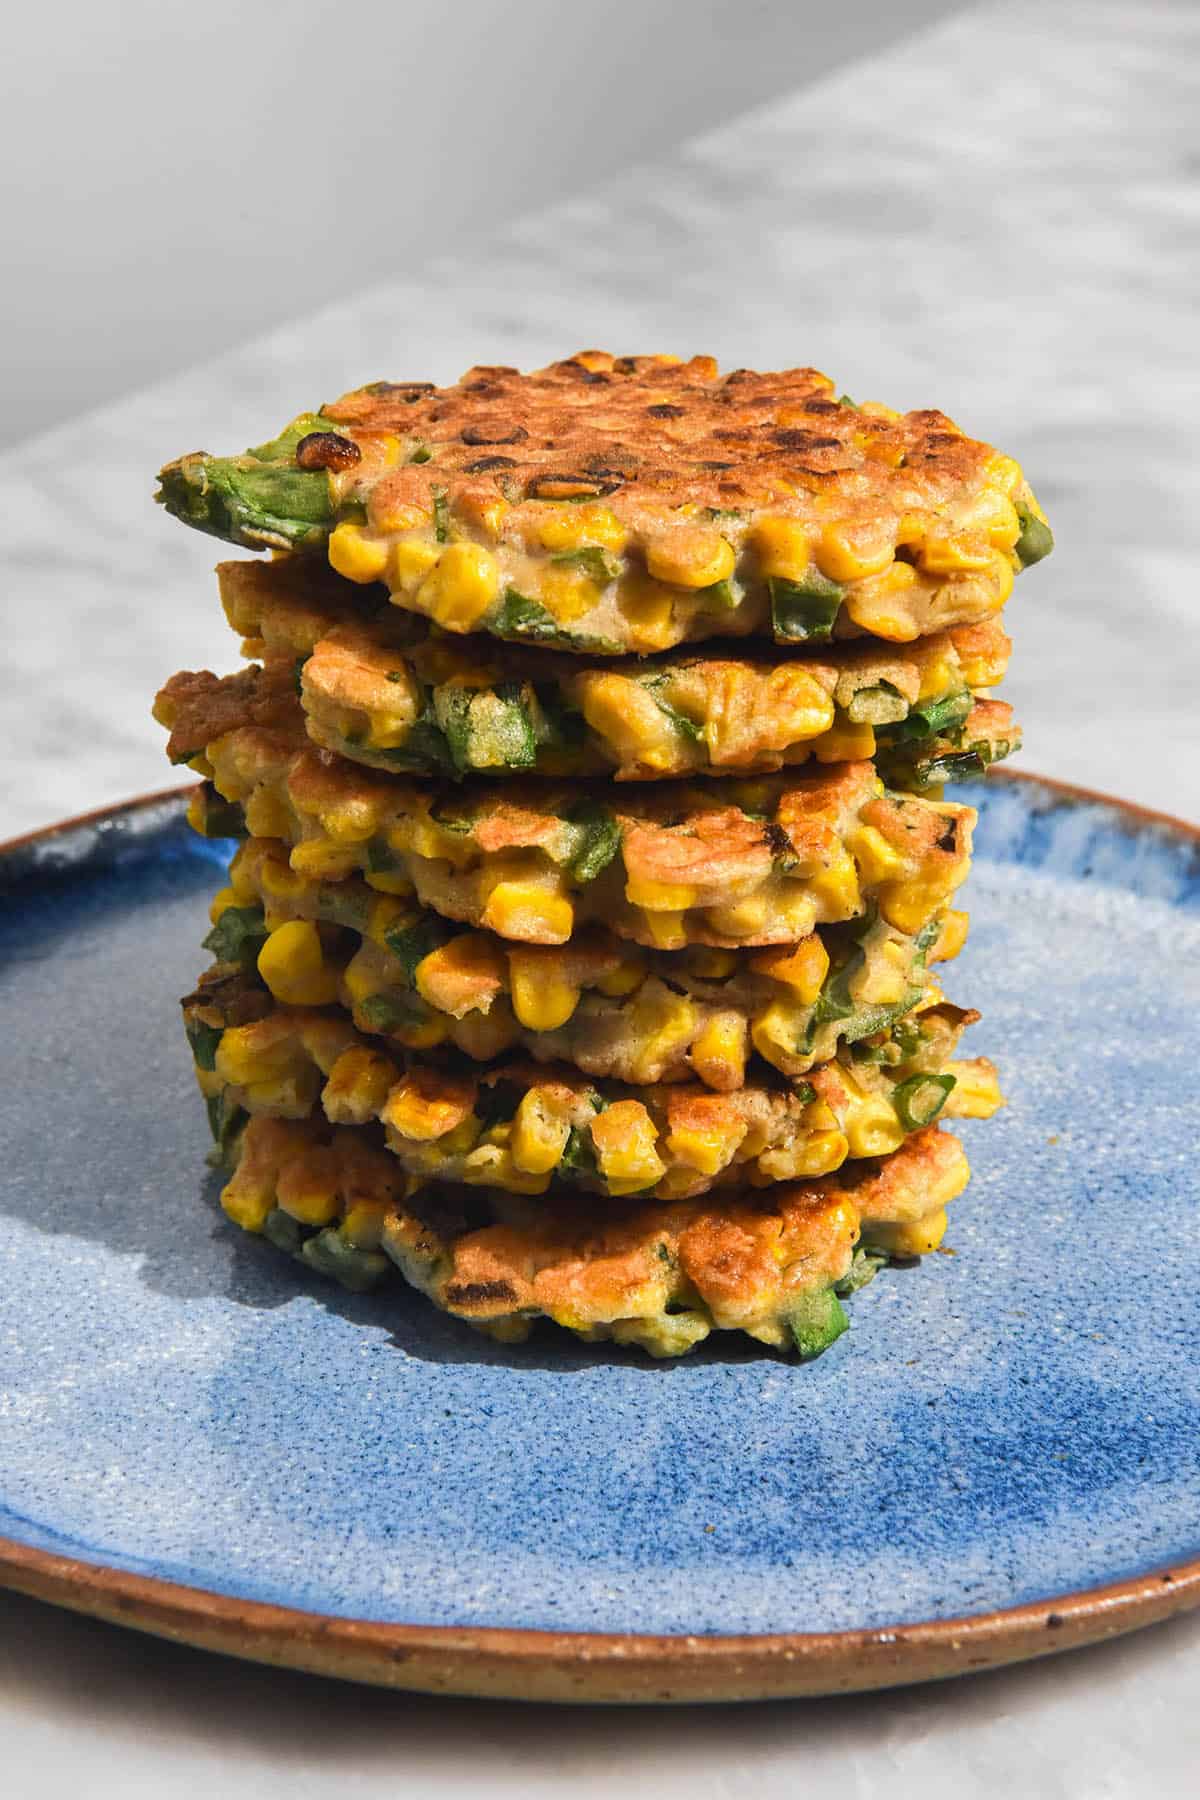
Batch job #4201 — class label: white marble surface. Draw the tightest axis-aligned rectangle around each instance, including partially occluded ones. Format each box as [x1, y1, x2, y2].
[2, 1, 1198, 1793]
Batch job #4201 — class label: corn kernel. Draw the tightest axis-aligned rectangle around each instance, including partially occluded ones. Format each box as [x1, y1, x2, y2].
[414, 541, 501, 630]
[916, 654, 955, 701]
[243, 788, 292, 841]
[625, 874, 697, 912]
[642, 910, 688, 950]
[666, 1113, 748, 1176]
[919, 531, 995, 576]
[617, 574, 678, 651]
[257, 920, 340, 1007]
[508, 952, 581, 1031]
[944, 1060, 1004, 1117]
[276, 1150, 341, 1226]
[342, 1200, 388, 1249]
[751, 935, 829, 1003]
[705, 893, 768, 939]
[208, 885, 240, 924]
[627, 987, 698, 1083]
[815, 523, 894, 583]
[848, 825, 909, 887]
[539, 563, 600, 623]
[646, 527, 735, 590]
[595, 954, 646, 997]
[220, 1171, 274, 1234]
[383, 1073, 474, 1142]
[322, 1045, 396, 1124]
[363, 867, 413, 895]
[857, 939, 910, 1007]
[808, 850, 862, 919]
[844, 1097, 907, 1159]
[481, 882, 574, 944]
[389, 536, 442, 595]
[932, 908, 969, 963]
[750, 1001, 803, 1072]
[689, 1011, 748, 1091]
[867, 1208, 948, 1256]
[215, 1025, 296, 1088]
[510, 1090, 572, 1174]
[591, 1101, 666, 1194]
[752, 516, 810, 582]
[688, 946, 738, 979]
[328, 522, 390, 584]
[765, 1128, 848, 1180]
[537, 502, 627, 553]
[840, 562, 921, 641]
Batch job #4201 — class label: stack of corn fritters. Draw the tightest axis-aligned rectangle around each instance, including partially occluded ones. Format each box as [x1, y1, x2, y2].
[154, 352, 1052, 1359]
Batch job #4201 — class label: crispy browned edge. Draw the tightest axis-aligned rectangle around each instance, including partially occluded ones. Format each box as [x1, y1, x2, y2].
[1, 770, 1198, 1705]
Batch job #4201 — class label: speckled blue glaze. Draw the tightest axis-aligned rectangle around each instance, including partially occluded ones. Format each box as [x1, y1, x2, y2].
[1, 778, 1197, 1637]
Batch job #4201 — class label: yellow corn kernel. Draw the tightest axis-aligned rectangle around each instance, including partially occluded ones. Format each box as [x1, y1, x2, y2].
[451, 1008, 519, 1061]
[628, 988, 698, 1083]
[363, 867, 413, 895]
[646, 527, 735, 590]
[362, 894, 409, 944]
[328, 522, 390, 585]
[276, 1155, 341, 1227]
[388, 536, 442, 595]
[257, 854, 305, 901]
[341, 949, 385, 1006]
[383, 1075, 472, 1143]
[815, 717, 877, 762]
[880, 876, 953, 936]
[983, 452, 1023, 496]
[689, 1011, 747, 1091]
[859, 434, 905, 467]
[916, 654, 956, 702]
[844, 1097, 907, 1160]
[867, 1208, 948, 1256]
[984, 495, 1021, 551]
[840, 562, 921, 641]
[392, 1011, 451, 1051]
[208, 884, 240, 924]
[666, 1113, 748, 1177]
[538, 563, 600, 623]
[705, 893, 768, 939]
[848, 825, 909, 887]
[944, 1061, 1004, 1117]
[322, 1046, 396, 1124]
[591, 1101, 666, 1194]
[625, 874, 697, 912]
[751, 935, 829, 1003]
[536, 502, 627, 553]
[932, 908, 969, 963]
[782, 1128, 848, 1179]
[687, 946, 738, 979]
[749, 1001, 803, 1072]
[243, 788, 293, 842]
[642, 909, 688, 950]
[220, 1171, 274, 1234]
[508, 953, 580, 1031]
[920, 531, 995, 576]
[752, 516, 810, 582]
[510, 1090, 572, 1175]
[985, 548, 1016, 606]
[815, 523, 894, 583]
[257, 920, 340, 1007]
[617, 574, 678, 651]
[481, 882, 574, 945]
[414, 541, 501, 631]
[808, 850, 862, 918]
[595, 954, 646, 997]
[857, 939, 910, 1007]
[342, 1200, 388, 1249]
[456, 490, 510, 542]
[287, 841, 353, 882]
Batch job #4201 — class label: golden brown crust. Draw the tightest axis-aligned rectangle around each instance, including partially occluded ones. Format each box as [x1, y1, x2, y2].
[322, 354, 996, 527]
[220, 1111, 971, 1354]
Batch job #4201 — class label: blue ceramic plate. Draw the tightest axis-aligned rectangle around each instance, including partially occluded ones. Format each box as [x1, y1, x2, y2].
[1, 773, 1198, 1703]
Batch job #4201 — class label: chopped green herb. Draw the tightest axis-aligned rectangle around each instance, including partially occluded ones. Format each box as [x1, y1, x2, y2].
[698, 576, 743, 610]
[891, 1071, 956, 1131]
[365, 835, 405, 873]
[186, 1018, 224, 1072]
[195, 785, 247, 840]
[1014, 501, 1053, 568]
[263, 1207, 308, 1257]
[432, 489, 450, 542]
[300, 1228, 390, 1293]
[385, 670, 407, 684]
[769, 570, 844, 642]
[247, 413, 330, 463]
[382, 914, 452, 985]
[846, 681, 909, 727]
[410, 444, 433, 464]
[785, 1288, 849, 1358]
[202, 904, 268, 970]
[357, 991, 429, 1035]
[552, 545, 622, 582]
[564, 800, 622, 883]
[833, 1247, 888, 1296]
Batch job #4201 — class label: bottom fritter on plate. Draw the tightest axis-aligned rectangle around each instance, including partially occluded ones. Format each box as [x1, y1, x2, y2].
[217, 1112, 971, 1359]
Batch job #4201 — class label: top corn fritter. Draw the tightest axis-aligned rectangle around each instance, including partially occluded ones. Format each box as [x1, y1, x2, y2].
[158, 352, 1053, 655]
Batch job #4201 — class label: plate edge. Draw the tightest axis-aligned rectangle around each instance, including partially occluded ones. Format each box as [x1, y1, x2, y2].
[1, 1539, 1197, 1703]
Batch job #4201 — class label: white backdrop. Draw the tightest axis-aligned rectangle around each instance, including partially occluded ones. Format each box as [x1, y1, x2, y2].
[0, 0, 954, 446]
